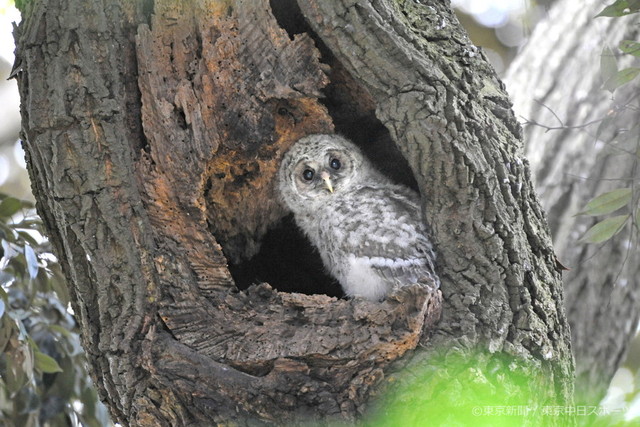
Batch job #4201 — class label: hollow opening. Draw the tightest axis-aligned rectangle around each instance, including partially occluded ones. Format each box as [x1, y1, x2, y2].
[228, 216, 343, 297]
[219, 0, 420, 297]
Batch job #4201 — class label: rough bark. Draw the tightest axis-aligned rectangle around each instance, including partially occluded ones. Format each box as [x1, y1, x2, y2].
[505, 0, 640, 406]
[297, 0, 573, 414]
[14, 0, 572, 424]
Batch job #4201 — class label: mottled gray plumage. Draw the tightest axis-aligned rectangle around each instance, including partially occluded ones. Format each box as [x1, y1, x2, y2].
[278, 134, 439, 300]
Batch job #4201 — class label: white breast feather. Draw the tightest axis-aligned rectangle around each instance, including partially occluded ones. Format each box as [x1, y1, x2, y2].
[343, 255, 389, 301]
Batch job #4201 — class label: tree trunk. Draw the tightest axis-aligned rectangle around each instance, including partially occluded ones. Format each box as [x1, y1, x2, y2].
[14, 0, 572, 424]
[505, 0, 640, 406]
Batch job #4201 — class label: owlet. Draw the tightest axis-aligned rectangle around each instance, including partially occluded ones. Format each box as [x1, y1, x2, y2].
[277, 134, 439, 301]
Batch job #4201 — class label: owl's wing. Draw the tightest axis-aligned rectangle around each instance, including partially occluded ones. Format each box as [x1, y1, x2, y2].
[355, 234, 439, 288]
[338, 186, 439, 288]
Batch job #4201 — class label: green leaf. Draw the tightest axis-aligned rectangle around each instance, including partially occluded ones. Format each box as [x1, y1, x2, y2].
[596, 0, 640, 17]
[0, 223, 15, 242]
[600, 47, 618, 89]
[580, 215, 629, 243]
[620, 40, 640, 57]
[0, 197, 22, 218]
[604, 67, 640, 91]
[49, 272, 70, 306]
[17, 230, 39, 247]
[34, 351, 63, 373]
[13, 218, 43, 230]
[577, 188, 633, 216]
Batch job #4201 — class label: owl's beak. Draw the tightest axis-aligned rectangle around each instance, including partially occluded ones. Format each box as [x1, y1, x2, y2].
[320, 170, 334, 193]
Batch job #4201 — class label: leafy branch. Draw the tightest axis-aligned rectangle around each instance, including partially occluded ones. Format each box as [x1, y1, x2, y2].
[0, 194, 112, 427]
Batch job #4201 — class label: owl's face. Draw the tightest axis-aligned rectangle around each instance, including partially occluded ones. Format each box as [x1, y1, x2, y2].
[278, 134, 368, 211]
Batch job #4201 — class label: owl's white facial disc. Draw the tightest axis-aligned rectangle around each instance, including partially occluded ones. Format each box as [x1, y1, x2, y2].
[278, 134, 366, 212]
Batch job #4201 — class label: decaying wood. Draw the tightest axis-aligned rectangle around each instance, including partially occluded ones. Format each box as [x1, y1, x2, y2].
[134, 0, 444, 423]
[15, 0, 442, 424]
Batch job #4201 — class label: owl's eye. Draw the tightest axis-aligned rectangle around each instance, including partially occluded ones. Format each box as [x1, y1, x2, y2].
[330, 158, 341, 170]
[302, 169, 315, 181]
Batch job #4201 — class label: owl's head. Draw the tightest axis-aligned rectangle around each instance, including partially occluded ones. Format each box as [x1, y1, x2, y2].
[278, 134, 372, 211]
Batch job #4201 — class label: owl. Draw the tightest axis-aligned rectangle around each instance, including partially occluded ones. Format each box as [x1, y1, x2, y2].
[277, 134, 439, 301]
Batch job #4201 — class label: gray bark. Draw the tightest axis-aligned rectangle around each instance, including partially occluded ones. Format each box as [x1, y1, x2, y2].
[505, 0, 640, 406]
[299, 0, 573, 406]
[13, 0, 573, 424]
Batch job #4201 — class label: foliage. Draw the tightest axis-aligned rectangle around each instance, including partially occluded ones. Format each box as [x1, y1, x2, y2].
[597, 0, 640, 94]
[363, 350, 563, 426]
[575, 3, 640, 246]
[600, 45, 640, 93]
[0, 193, 111, 427]
[368, 353, 529, 426]
[596, 0, 640, 18]
[361, 349, 640, 427]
